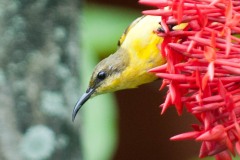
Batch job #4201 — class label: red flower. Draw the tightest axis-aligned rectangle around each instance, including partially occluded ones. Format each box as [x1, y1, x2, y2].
[139, 0, 240, 159]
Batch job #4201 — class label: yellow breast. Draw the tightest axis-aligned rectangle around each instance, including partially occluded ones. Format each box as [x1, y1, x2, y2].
[119, 16, 165, 88]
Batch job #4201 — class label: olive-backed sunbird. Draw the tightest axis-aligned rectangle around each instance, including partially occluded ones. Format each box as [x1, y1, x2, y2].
[72, 15, 166, 121]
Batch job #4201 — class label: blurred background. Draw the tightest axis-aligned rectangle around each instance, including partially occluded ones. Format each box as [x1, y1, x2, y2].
[0, 0, 215, 160]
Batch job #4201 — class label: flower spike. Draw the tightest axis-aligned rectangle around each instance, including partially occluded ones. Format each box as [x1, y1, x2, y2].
[141, 0, 240, 159]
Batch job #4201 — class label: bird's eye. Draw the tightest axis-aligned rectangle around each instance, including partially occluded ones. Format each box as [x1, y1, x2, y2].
[97, 71, 106, 80]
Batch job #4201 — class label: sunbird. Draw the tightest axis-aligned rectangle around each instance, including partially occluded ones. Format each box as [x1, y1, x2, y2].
[72, 15, 166, 121]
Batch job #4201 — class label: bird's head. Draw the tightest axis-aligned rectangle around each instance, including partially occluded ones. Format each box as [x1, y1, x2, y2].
[72, 48, 129, 121]
[87, 47, 130, 96]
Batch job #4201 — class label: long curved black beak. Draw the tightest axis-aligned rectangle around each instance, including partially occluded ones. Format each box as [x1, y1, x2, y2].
[72, 88, 95, 122]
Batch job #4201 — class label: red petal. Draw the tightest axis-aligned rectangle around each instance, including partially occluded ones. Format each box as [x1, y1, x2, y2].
[196, 125, 226, 141]
[161, 92, 172, 115]
[215, 151, 232, 160]
[149, 64, 167, 73]
[199, 141, 209, 158]
[170, 131, 201, 141]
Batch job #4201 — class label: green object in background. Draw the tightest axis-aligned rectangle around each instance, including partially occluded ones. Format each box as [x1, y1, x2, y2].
[79, 3, 140, 160]
[82, 3, 141, 56]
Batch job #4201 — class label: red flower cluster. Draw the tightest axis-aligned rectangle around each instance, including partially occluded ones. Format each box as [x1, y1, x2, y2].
[139, 0, 240, 159]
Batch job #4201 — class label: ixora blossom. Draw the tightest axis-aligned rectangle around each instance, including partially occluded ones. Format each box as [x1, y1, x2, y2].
[139, 0, 240, 159]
